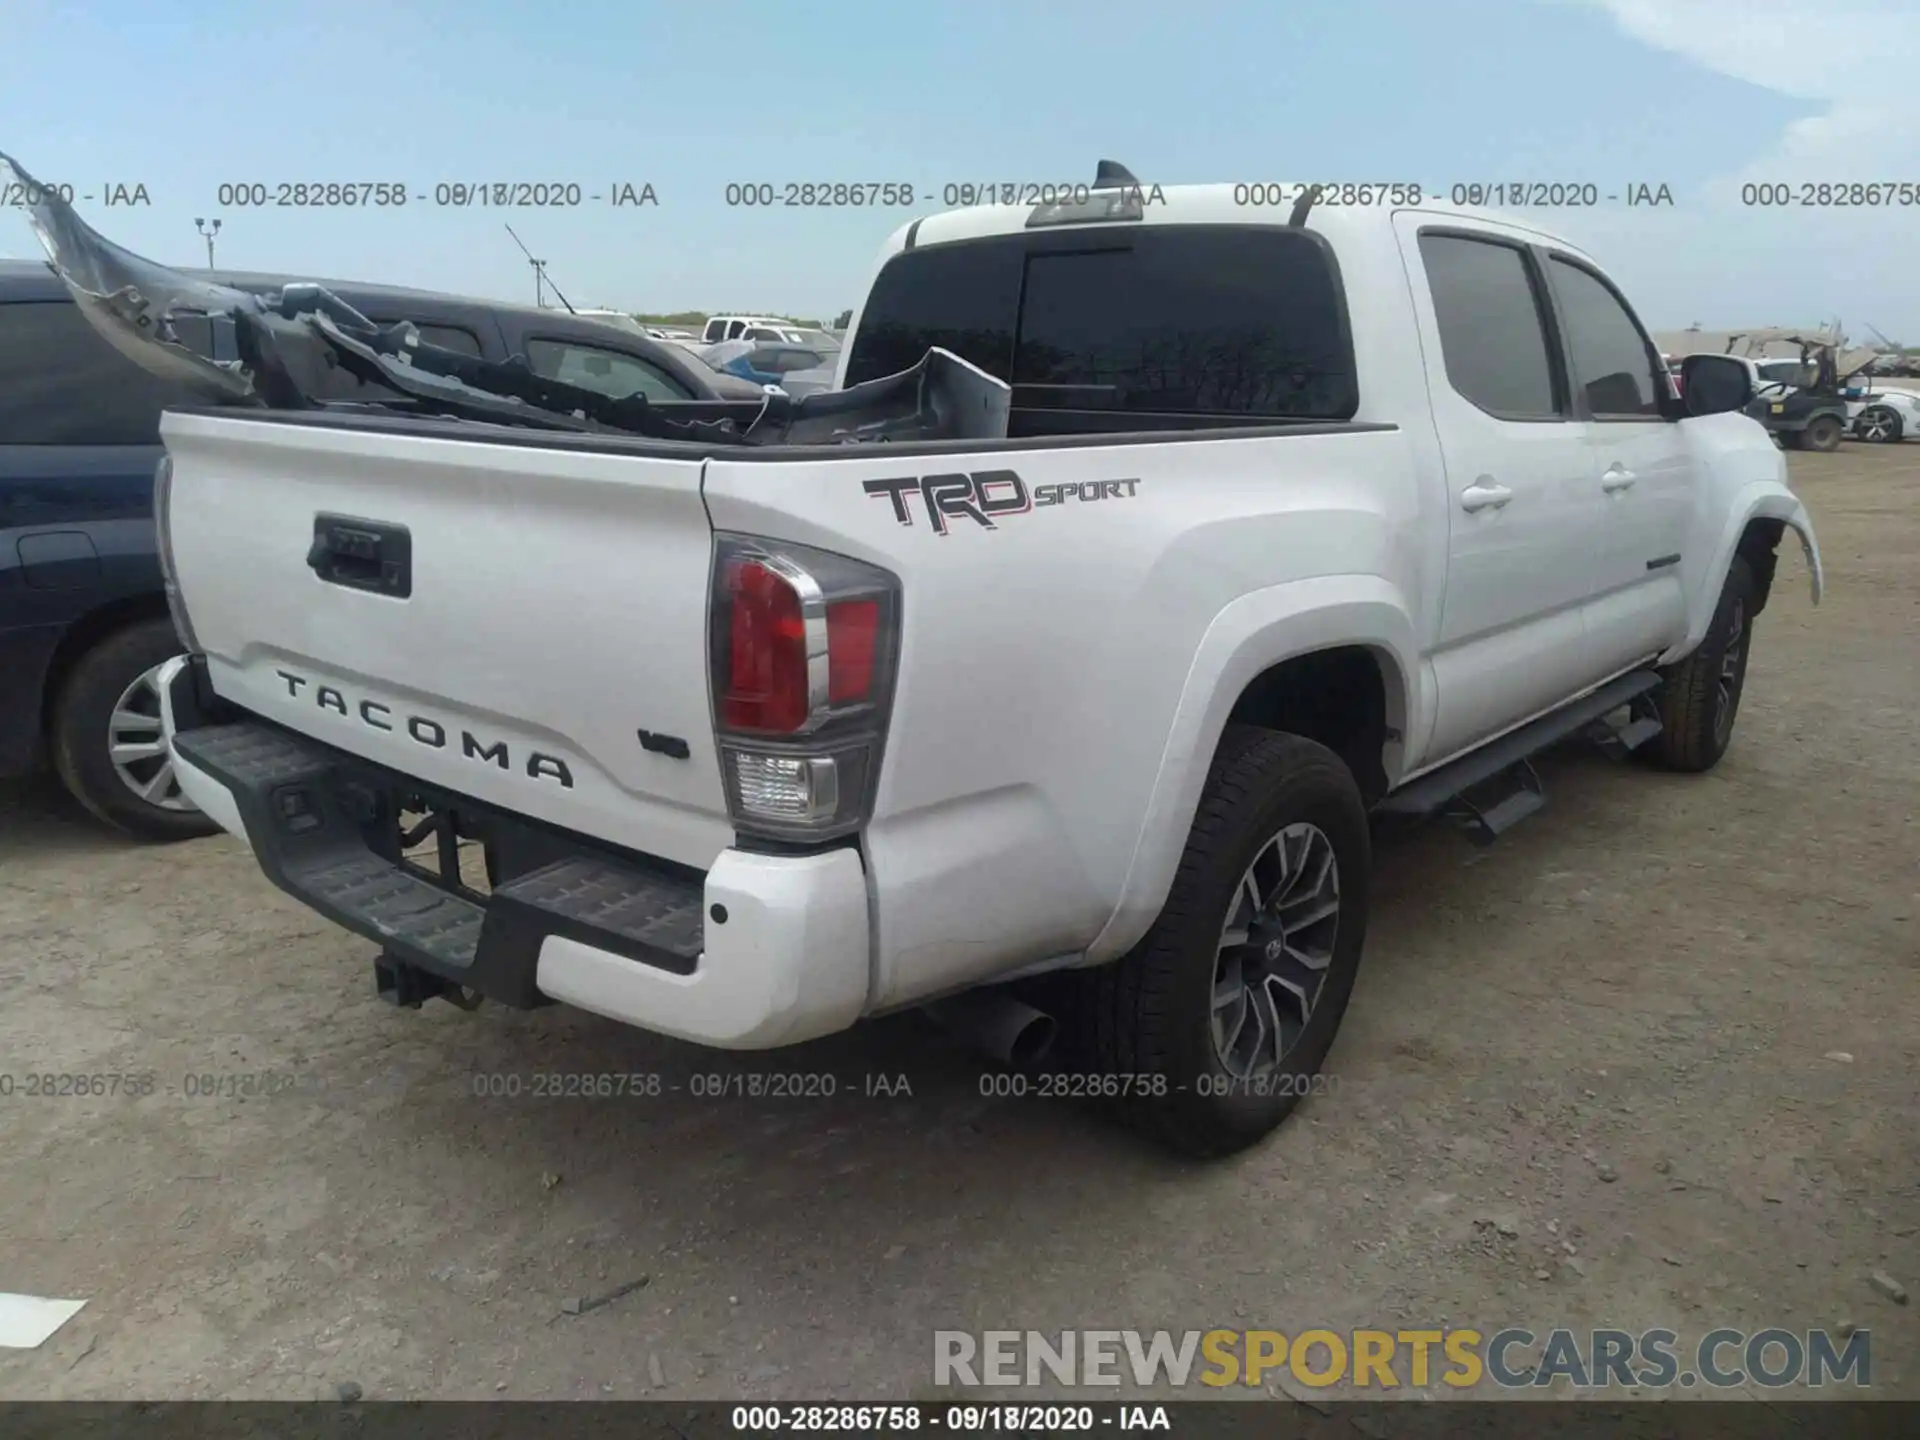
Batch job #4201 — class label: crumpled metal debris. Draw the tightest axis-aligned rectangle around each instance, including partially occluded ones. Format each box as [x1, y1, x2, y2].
[1, 148, 1009, 447]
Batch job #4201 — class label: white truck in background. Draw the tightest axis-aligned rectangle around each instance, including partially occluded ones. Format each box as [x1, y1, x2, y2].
[65, 166, 1821, 1157]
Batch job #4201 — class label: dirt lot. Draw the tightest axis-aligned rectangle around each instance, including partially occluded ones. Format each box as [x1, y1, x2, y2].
[1, 445, 1916, 1403]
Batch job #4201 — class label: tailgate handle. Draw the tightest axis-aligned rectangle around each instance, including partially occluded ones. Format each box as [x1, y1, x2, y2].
[307, 515, 412, 599]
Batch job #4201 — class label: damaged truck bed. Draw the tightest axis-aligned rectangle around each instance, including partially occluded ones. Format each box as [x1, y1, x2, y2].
[0, 149, 1010, 450]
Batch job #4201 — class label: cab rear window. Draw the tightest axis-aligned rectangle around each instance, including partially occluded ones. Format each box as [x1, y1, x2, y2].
[844, 225, 1356, 421]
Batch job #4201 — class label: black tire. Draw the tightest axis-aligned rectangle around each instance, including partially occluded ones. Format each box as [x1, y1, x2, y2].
[1649, 556, 1755, 773]
[1802, 414, 1843, 453]
[49, 617, 218, 842]
[1075, 727, 1371, 1158]
[1857, 405, 1903, 443]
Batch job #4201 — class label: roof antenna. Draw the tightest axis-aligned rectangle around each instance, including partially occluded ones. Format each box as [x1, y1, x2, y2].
[1093, 159, 1138, 188]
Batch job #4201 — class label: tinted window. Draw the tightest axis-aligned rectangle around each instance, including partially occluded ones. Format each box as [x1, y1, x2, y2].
[754, 347, 823, 375]
[524, 338, 693, 401]
[1418, 234, 1559, 418]
[402, 323, 482, 357]
[846, 228, 1354, 418]
[1547, 257, 1661, 417]
[1014, 230, 1351, 416]
[843, 240, 1021, 385]
[0, 301, 203, 444]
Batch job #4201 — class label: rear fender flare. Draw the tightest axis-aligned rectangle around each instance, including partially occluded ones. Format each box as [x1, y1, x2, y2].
[1082, 574, 1421, 965]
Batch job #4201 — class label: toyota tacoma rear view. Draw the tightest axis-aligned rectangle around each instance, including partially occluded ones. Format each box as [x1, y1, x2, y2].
[6, 154, 1822, 1156]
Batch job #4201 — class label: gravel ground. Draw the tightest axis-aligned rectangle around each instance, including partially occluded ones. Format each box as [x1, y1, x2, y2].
[1, 444, 1915, 1403]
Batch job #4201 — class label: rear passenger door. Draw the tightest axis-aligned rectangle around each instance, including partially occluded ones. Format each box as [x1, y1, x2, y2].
[1398, 221, 1606, 762]
[1540, 253, 1692, 671]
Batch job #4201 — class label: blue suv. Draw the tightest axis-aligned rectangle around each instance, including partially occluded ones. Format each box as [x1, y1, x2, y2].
[1, 260, 748, 839]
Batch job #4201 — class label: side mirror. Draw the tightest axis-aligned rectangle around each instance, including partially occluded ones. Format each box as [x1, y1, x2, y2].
[1680, 354, 1754, 417]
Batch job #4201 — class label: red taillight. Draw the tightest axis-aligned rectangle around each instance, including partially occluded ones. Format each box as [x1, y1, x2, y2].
[710, 533, 900, 842]
[721, 558, 811, 733]
[826, 598, 879, 704]
[719, 563, 884, 732]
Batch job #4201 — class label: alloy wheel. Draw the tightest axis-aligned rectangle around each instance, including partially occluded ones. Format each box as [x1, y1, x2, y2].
[1858, 407, 1899, 442]
[107, 662, 193, 811]
[1211, 822, 1341, 1079]
[1713, 597, 1747, 747]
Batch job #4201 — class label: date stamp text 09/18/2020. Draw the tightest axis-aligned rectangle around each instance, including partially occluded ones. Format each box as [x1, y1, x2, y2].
[0, 177, 1640, 212]
[0, 1069, 1343, 1103]
[15, 177, 1920, 212]
[0, 178, 1680, 212]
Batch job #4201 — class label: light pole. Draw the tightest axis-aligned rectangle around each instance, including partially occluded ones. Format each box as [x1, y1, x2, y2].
[194, 217, 222, 268]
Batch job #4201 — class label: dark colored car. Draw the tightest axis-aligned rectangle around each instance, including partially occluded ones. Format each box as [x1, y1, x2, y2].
[0, 260, 750, 839]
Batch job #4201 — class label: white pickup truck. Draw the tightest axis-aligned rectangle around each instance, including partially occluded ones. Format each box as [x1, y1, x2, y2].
[16, 159, 1823, 1156]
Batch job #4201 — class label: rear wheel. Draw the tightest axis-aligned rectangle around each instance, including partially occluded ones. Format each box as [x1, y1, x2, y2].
[1856, 405, 1904, 443]
[1075, 727, 1370, 1158]
[1649, 556, 1755, 774]
[50, 618, 218, 841]
[1802, 414, 1843, 452]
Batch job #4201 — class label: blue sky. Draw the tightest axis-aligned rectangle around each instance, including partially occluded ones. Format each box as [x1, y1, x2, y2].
[5, 0, 1918, 334]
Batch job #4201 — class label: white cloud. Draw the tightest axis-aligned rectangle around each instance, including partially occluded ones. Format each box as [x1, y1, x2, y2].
[1550, 0, 1920, 334]
[1582, 0, 1915, 95]
[1578, 0, 1920, 182]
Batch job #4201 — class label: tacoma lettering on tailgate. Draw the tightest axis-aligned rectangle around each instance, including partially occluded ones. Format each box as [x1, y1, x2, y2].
[275, 670, 575, 788]
[863, 470, 1140, 535]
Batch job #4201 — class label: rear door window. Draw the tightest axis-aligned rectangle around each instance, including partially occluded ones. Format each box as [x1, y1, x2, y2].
[395, 322, 483, 356]
[1418, 233, 1562, 419]
[523, 337, 694, 401]
[301, 313, 487, 400]
[844, 226, 1355, 419]
[0, 300, 202, 444]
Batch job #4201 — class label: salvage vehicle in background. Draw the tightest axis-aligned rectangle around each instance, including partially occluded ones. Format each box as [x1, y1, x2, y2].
[700, 313, 794, 343]
[0, 259, 752, 839]
[1846, 387, 1920, 443]
[1737, 341, 1851, 452]
[706, 340, 834, 394]
[10, 154, 1823, 1156]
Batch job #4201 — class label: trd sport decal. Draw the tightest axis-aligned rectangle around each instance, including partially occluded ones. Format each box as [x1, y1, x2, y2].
[863, 470, 1141, 536]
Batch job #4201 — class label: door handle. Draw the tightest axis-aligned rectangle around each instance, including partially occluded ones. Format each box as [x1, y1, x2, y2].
[308, 514, 413, 599]
[1460, 482, 1512, 513]
[1600, 466, 1637, 493]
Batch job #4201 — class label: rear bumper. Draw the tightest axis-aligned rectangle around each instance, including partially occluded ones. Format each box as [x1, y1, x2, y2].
[156, 657, 871, 1049]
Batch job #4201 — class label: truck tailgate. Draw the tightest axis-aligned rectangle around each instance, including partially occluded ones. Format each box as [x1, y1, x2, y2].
[160, 412, 733, 870]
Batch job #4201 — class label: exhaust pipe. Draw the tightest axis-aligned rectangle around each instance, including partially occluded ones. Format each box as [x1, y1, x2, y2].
[925, 989, 1057, 1069]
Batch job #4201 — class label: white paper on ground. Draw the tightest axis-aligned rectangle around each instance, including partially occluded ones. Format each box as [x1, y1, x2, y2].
[0, 1292, 88, 1348]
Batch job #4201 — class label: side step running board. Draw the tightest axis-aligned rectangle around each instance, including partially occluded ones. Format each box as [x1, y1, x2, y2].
[1588, 705, 1663, 758]
[1377, 670, 1662, 835]
[1446, 758, 1545, 845]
